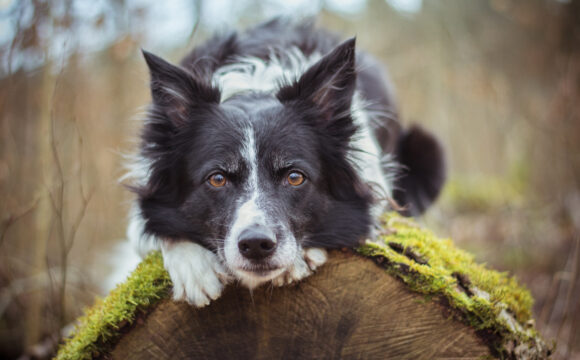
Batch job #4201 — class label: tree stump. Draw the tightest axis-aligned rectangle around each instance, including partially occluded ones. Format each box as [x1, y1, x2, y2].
[56, 214, 551, 360]
[112, 251, 491, 359]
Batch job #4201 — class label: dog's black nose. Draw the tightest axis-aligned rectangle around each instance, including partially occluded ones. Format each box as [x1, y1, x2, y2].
[238, 227, 276, 260]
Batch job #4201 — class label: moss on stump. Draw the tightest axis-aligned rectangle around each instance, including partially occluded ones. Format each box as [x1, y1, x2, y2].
[56, 213, 551, 359]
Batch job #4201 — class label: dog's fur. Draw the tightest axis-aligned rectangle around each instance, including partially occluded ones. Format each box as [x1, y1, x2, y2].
[126, 18, 445, 306]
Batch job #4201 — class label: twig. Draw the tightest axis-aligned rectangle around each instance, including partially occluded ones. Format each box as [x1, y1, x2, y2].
[0, 200, 39, 247]
[66, 188, 93, 255]
[47, 38, 69, 332]
[65, 120, 94, 255]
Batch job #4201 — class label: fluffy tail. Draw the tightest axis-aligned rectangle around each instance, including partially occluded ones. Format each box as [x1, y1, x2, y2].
[392, 125, 446, 216]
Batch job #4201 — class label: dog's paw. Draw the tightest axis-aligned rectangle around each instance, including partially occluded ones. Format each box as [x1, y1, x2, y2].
[271, 248, 328, 286]
[161, 241, 231, 307]
[304, 247, 328, 270]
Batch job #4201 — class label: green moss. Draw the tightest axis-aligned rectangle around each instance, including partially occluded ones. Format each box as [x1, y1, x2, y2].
[56, 252, 171, 360]
[57, 213, 547, 359]
[358, 213, 545, 357]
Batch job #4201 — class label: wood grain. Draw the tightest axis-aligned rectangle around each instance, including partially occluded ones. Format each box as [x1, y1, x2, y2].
[111, 251, 492, 359]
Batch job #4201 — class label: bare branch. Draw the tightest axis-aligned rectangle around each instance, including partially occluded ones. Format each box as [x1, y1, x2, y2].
[66, 188, 94, 255]
[0, 200, 39, 247]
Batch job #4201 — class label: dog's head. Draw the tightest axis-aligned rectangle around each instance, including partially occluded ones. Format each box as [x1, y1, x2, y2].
[135, 39, 373, 287]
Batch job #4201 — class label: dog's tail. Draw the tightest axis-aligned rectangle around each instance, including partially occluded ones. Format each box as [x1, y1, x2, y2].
[392, 125, 446, 216]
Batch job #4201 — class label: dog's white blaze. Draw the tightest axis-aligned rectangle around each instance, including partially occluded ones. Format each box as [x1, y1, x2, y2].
[222, 127, 298, 288]
[233, 127, 266, 233]
[223, 127, 265, 271]
[244, 127, 260, 198]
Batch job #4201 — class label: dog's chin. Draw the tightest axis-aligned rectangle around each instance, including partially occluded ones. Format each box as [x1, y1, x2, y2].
[233, 266, 286, 289]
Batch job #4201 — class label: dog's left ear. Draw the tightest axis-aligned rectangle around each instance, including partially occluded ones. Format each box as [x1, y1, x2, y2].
[277, 38, 357, 133]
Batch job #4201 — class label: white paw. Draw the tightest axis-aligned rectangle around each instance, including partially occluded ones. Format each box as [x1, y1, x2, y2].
[271, 248, 328, 286]
[304, 248, 328, 270]
[161, 241, 231, 307]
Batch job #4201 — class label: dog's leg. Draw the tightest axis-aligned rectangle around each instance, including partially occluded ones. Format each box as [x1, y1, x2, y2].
[271, 247, 328, 286]
[161, 241, 231, 307]
[127, 204, 161, 257]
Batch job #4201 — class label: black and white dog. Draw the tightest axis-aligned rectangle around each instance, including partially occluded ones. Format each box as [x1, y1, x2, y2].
[126, 19, 445, 307]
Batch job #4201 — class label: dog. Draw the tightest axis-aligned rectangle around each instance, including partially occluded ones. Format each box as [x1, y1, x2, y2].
[125, 18, 445, 307]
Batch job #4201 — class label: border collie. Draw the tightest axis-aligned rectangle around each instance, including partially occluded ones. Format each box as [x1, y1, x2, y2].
[125, 18, 445, 307]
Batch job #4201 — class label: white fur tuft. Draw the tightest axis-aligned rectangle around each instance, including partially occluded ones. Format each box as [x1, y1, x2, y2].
[214, 48, 321, 102]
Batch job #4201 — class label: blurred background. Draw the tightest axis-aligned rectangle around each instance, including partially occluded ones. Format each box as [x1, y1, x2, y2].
[0, 0, 579, 358]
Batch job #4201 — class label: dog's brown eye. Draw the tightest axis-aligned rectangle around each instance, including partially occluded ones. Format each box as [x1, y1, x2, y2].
[287, 171, 305, 186]
[208, 173, 227, 188]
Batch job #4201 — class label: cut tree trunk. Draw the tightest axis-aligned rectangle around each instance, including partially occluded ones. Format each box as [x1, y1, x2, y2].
[111, 251, 490, 359]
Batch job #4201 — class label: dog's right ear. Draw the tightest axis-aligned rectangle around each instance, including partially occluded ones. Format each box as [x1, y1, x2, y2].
[142, 50, 220, 127]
